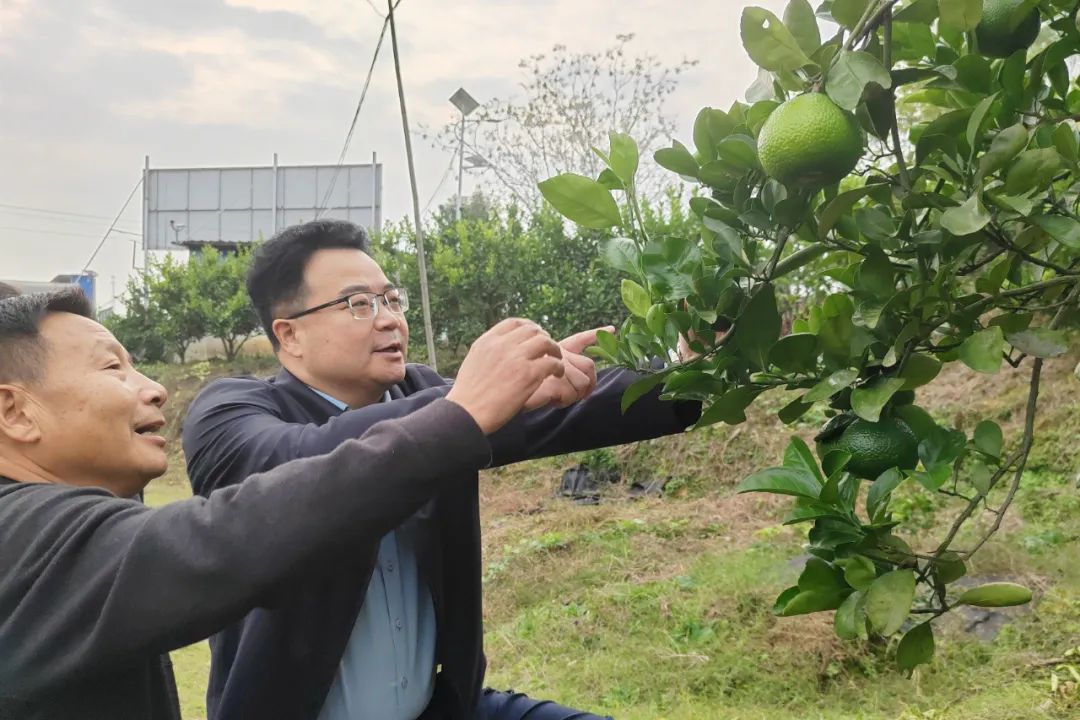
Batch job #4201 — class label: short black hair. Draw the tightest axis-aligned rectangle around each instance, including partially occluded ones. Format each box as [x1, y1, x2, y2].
[0, 289, 94, 385]
[247, 219, 371, 349]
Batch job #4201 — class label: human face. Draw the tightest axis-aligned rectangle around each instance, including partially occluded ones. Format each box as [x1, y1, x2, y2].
[274, 248, 410, 407]
[14, 313, 169, 497]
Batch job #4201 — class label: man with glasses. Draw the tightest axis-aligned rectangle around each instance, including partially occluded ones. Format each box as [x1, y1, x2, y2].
[183, 219, 702, 720]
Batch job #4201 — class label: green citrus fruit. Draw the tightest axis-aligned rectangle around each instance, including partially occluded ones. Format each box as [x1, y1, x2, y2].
[815, 413, 919, 480]
[757, 93, 864, 188]
[975, 0, 1041, 59]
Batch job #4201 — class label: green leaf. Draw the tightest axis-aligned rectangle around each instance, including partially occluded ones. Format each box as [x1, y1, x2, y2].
[805, 368, 860, 403]
[826, 50, 892, 111]
[957, 582, 1032, 607]
[620, 279, 651, 318]
[596, 168, 624, 191]
[1034, 215, 1080, 250]
[1006, 328, 1070, 358]
[800, 557, 847, 593]
[1052, 122, 1079, 163]
[973, 420, 1003, 458]
[654, 141, 700, 178]
[773, 586, 801, 614]
[977, 124, 1029, 180]
[915, 108, 973, 165]
[970, 459, 993, 495]
[607, 132, 639, 186]
[834, 590, 867, 640]
[693, 108, 736, 161]
[851, 378, 906, 423]
[746, 67, 780, 103]
[898, 354, 942, 390]
[783, 0, 821, 55]
[933, 551, 967, 584]
[831, 0, 872, 29]
[938, 0, 982, 30]
[866, 569, 916, 636]
[819, 186, 878, 239]
[954, 54, 993, 95]
[740, 7, 814, 73]
[736, 466, 822, 498]
[821, 450, 853, 479]
[602, 237, 640, 275]
[959, 326, 1004, 374]
[778, 588, 848, 616]
[784, 436, 827, 484]
[697, 386, 762, 427]
[734, 284, 781, 370]
[919, 425, 968, 471]
[779, 396, 814, 424]
[620, 372, 666, 414]
[1004, 148, 1065, 195]
[999, 51, 1026, 102]
[965, 93, 997, 156]
[894, 0, 940, 24]
[538, 174, 622, 229]
[770, 332, 819, 373]
[940, 194, 991, 236]
[896, 622, 935, 671]
[988, 192, 1034, 216]
[717, 135, 760, 169]
[855, 207, 897, 241]
[841, 555, 878, 591]
[867, 467, 905, 519]
[855, 246, 895, 298]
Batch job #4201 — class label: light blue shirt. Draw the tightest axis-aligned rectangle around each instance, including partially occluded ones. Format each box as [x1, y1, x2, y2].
[312, 389, 438, 720]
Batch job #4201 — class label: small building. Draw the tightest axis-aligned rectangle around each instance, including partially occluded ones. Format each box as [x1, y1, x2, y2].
[1, 274, 97, 306]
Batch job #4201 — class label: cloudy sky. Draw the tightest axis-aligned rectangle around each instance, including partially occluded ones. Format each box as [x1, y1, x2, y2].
[0, 0, 786, 306]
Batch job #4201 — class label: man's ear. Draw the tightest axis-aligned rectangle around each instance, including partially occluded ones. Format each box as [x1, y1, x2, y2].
[272, 319, 303, 360]
[0, 385, 42, 445]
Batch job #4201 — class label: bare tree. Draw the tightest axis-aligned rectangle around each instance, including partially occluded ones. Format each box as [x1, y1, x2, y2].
[429, 34, 697, 208]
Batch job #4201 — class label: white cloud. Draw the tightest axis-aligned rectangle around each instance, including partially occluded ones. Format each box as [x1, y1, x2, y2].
[0, 0, 32, 52]
[109, 29, 349, 124]
[225, 0, 381, 39]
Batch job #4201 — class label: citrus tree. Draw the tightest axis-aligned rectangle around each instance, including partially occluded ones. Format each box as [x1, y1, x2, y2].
[539, 0, 1080, 671]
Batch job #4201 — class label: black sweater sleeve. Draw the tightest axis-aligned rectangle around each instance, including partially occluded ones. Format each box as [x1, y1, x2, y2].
[0, 399, 488, 698]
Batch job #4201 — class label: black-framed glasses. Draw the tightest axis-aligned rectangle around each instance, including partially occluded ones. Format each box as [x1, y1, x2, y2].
[283, 288, 410, 321]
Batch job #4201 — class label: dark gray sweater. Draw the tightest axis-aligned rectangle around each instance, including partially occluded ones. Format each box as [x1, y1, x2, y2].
[0, 400, 488, 719]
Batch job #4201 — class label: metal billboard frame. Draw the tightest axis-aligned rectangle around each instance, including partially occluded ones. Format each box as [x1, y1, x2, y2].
[142, 153, 382, 251]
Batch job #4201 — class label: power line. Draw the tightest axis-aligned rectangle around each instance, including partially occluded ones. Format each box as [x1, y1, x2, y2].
[314, 0, 404, 218]
[0, 202, 121, 221]
[0, 210, 140, 234]
[82, 177, 144, 272]
[0, 225, 139, 240]
[423, 153, 457, 213]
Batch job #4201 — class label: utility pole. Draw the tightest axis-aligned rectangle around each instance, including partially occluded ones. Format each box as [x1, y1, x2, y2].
[388, 0, 438, 371]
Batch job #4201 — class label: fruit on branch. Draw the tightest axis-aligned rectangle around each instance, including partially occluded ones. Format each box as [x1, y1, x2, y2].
[975, 0, 1042, 59]
[815, 412, 919, 480]
[757, 93, 864, 188]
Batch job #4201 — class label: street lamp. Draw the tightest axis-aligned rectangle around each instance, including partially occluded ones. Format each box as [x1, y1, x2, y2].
[449, 87, 480, 221]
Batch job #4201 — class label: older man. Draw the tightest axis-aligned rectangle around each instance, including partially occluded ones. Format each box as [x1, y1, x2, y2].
[0, 288, 565, 719]
[183, 219, 702, 720]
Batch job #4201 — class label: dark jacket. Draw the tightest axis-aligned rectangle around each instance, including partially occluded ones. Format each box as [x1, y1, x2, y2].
[0, 401, 492, 720]
[182, 364, 699, 720]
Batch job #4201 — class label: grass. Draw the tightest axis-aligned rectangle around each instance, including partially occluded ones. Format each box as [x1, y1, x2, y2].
[141, 353, 1080, 720]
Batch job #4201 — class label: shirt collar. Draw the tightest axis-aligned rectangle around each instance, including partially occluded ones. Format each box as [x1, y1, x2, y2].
[307, 387, 391, 410]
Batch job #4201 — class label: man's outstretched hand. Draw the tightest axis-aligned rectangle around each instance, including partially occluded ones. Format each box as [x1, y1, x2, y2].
[525, 326, 612, 410]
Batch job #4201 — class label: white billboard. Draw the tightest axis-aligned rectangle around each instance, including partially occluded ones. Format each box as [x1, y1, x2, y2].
[142, 155, 382, 251]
